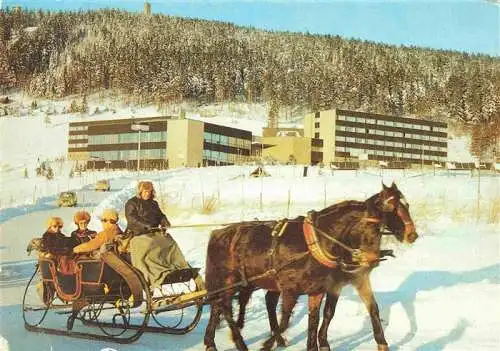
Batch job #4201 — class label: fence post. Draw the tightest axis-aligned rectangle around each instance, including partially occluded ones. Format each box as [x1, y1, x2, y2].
[324, 181, 327, 208]
[287, 188, 291, 218]
[260, 176, 263, 212]
[33, 185, 37, 205]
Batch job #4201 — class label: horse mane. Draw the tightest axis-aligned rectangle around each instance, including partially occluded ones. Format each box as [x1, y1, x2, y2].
[317, 199, 367, 220]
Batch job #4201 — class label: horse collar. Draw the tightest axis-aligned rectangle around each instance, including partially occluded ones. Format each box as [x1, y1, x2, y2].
[303, 217, 338, 269]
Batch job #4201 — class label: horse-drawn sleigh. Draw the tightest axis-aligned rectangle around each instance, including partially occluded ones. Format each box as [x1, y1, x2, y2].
[23, 182, 418, 350]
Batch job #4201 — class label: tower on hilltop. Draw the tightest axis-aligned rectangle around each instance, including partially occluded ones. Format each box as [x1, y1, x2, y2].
[144, 1, 151, 15]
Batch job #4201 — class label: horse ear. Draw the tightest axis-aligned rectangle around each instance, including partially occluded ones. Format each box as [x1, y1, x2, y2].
[382, 182, 389, 190]
[390, 181, 397, 190]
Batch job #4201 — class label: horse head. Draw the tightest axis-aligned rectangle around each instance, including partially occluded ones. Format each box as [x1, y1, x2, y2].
[377, 181, 418, 244]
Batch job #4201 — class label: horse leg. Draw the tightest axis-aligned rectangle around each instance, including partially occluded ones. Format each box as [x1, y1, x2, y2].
[306, 292, 325, 351]
[259, 291, 280, 351]
[318, 286, 342, 351]
[204, 301, 223, 351]
[355, 278, 388, 351]
[261, 291, 297, 350]
[221, 297, 248, 351]
[236, 287, 253, 329]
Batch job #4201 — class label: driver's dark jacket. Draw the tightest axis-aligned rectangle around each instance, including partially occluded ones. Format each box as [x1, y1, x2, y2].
[125, 196, 170, 234]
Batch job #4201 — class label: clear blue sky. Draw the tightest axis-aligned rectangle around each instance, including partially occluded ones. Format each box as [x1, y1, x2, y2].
[3, 0, 499, 56]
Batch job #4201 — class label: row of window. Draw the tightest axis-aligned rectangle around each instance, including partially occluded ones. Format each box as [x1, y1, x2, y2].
[336, 146, 446, 161]
[88, 132, 167, 145]
[336, 136, 446, 151]
[69, 125, 88, 131]
[71, 143, 88, 148]
[337, 115, 446, 132]
[337, 126, 446, 141]
[203, 150, 246, 163]
[203, 132, 251, 149]
[69, 134, 88, 140]
[89, 149, 166, 161]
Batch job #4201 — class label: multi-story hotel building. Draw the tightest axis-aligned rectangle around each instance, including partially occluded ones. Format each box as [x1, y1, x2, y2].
[68, 117, 252, 169]
[304, 109, 448, 166]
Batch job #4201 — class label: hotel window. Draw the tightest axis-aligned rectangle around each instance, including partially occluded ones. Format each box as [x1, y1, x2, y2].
[376, 140, 384, 146]
[385, 121, 394, 126]
[356, 127, 365, 133]
[356, 138, 364, 143]
[386, 131, 394, 137]
[347, 116, 356, 122]
[337, 126, 345, 131]
[386, 141, 394, 147]
[347, 127, 355, 132]
[335, 146, 344, 151]
[220, 135, 229, 146]
[394, 142, 403, 148]
[315, 132, 320, 138]
[347, 137, 356, 143]
[395, 122, 404, 128]
[367, 139, 375, 145]
[366, 119, 376, 124]
[422, 125, 431, 131]
[356, 117, 365, 123]
[338, 115, 346, 121]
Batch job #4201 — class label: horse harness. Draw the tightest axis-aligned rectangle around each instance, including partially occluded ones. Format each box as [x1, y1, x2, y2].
[233, 210, 394, 288]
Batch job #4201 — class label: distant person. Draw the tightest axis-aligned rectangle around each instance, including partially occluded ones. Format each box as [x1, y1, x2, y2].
[41, 217, 74, 254]
[73, 209, 122, 254]
[125, 181, 204, 290]
[70, 211, 97, 244]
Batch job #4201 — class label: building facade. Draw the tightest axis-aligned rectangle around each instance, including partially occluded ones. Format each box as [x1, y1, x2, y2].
[68, 117, 252, 169]
[260, 127, 323, 165]
[68, 117, 169, 170]
[304, 109, 448, 166]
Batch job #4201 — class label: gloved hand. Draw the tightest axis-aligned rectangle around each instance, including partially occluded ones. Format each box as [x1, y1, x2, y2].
[160, 218, 171, 228]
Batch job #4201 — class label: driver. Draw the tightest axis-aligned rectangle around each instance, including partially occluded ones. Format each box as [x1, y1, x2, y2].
[125, 181, 205, 291]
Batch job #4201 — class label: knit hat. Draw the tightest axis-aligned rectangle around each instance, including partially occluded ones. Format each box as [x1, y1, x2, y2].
[46, 217, 64, 229]
[102, 208, 119, 222]
[74, 211, 91, 223]
[137, 181, 155, 198]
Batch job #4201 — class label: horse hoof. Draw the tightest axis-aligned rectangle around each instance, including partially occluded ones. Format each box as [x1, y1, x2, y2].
[276, 335, 289, 347]
[377, 345, 389, 351]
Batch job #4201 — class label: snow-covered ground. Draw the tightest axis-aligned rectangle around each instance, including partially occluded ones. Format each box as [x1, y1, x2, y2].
[0, 164, 499, 351]
[1, 99, 499, 350]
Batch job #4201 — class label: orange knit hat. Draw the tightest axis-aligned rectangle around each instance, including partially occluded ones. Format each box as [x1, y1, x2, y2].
[74, 211, 91, 223]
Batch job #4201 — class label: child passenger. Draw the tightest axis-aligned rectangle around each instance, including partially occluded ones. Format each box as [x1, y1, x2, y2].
[41, 217, 74, 254]
[70, 211, 97, 244]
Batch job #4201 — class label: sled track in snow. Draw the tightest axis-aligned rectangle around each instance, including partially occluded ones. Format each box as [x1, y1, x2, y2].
[0, 260, 36, 287]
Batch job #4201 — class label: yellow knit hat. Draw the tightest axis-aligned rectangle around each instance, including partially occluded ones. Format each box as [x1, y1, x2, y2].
[102, 209, 119, 222]
[46, 216, 64, 229]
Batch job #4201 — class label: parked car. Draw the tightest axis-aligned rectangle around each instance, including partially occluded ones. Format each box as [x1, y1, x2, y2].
[95, 179, 111, 191]
[57, 191, 77, 207]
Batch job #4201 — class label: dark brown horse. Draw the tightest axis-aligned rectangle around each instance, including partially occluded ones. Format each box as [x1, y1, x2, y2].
[204, 182, 418, 351]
